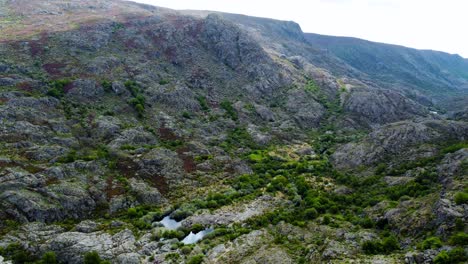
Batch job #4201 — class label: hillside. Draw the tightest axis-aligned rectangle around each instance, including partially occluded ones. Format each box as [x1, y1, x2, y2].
[305, 33, 468, 109]
[0, 1, 466, 264]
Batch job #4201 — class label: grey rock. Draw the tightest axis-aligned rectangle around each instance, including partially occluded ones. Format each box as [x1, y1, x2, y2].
[129, 178, 164, 205]
[65, 79, 104, 100]
[109, 127, 157, 149]
[344, 88, 429, 127]
[332, 120, 468, 169]
[286, 89, 325, 128]
[47, 229, 136, 263]
[75, 220, 99, 233]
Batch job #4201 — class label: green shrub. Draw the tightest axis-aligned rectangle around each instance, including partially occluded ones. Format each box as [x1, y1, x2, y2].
[127, 207, 138, 218]
[420, 236, 442, 249]
[359, 217, 375, 228]
[220, 100, 238, 120]
[268, 175, 288, 192]
[446, 247, 467, 263]
[0, 243, 36, 264]
[41, 251, 57, 264]
[187, 254, 204, 264]
[180, 246, 193, 255]
[58, 150, 77, 163]
[382, 235, 400, 253]
[454, 192, 468, 205]
[434, 250, 450, 264]
[83, 251, 102, 264]
[182, 111, 192, 119]
[362, 236, 399, 255]
[133, 219, 151, 230]
[434, 248, 467, 264]
[442, 142, 468, 154]
[134, 103, 144, 117]
[159, 79, 170, 85]
[304, 208, 318, 220]
[362, 240, 383, 255]
[165, 252, 181, 262]
[161, 230, 186, 240]
[196, 96, 210, 112]
[171, 210, 193, 221]
[101, 80, 112, 92]
[450, 232, 468, 246]
[124, 80, 140, 96]
[47, 79, 72, 98]
[322, 215, 331, 225]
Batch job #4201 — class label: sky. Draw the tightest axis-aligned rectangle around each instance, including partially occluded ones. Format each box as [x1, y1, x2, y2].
[131, 0, 468, 58]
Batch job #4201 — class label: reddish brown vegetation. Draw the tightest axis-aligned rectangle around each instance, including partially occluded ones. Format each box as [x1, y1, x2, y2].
[176, 146, 196, 173]
[43, 63, 67, 76]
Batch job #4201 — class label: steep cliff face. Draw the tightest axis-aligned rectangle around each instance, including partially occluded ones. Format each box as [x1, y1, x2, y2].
[0, 1, 467, 264]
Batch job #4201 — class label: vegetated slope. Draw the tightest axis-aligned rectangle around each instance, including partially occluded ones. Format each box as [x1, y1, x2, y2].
[0, 1, 466, 263]
[305, 33, 468, 109]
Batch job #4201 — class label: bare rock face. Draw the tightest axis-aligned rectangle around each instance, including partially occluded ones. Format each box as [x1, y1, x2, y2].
[343, 88, 429, 127]
[46, 229, 137, 263]
[202, 14, 275, 79]
[286, 89, 325, 128]
[331, 120, 468, 169]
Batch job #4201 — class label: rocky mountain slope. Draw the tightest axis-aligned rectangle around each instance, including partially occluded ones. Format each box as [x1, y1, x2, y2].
[0, 1, 466, 263]
[305, 33, 468, 110]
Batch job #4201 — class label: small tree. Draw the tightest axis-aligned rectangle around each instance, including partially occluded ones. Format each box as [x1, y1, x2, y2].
[41, 251, 57, 264]
[84, 251, 101, 264]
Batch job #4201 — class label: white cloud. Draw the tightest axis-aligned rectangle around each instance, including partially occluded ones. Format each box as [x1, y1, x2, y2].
[132, 0, 468, 57]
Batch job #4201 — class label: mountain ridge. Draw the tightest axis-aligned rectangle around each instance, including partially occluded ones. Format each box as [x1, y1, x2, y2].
[0, 1, 466, 263]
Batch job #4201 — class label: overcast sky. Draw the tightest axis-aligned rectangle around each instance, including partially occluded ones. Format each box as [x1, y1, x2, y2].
[131, 0, 468, 58]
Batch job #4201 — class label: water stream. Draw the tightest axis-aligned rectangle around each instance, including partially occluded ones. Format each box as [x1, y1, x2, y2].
[158, 216, 213, 244]
[159, 215, 181, 230]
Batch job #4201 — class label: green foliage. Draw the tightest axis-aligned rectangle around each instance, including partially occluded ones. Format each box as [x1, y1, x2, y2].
[101, 80, 112, 92]
[187, 254, 204, 264]
[111, 23, 124, 33]
[304, 79, 342, 114]
[159, 79, 170, 85]
[362, 235, 399, 255]
[165, 252, 181, 263]
[434, 250, 450, 264]
[375, 163, 387, 175]
[128, 94, 145, 117]
[182, 111, 192, 119]
[40, 251, 57, 264]
[220, 127, 257, 152]
[196, 96, 210, 112]
[441, 141, 468, 154]
[133, 219, 151, 230]
[47, 79, 72, 98]
[358, 217, 375, 228]
[180, 245, 193, 255]
[322, 215, 331, 225]
[454, 191, 468, 205]
[434, 247, 467, 264]
[125, 80, 146, 117]
[58, 150, 77, 163]
[161, 230, 186, 240]
[124, 80, 140, 96]
[304, 208, 318, 220]
[171, 209, 193, 221]
[0, 243, 37, 264]
[382, 235, 400, 252]
[84, 251, 104, 264]
[449, 232, 468, 246]
[420, 236, 442, 250]
[267, 175, 288, 192]
[220, 100, 238, 120]
[304, 79, 320, 93]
